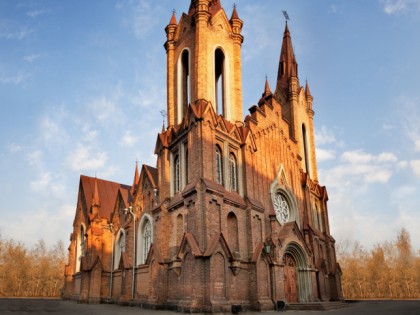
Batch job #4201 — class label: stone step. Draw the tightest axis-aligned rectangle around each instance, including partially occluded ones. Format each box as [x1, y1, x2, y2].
[286, 301, 349, 311]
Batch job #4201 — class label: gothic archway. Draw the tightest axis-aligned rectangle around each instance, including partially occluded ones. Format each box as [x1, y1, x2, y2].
[283, 242, 312, 302]
[283, 254, 297, 302]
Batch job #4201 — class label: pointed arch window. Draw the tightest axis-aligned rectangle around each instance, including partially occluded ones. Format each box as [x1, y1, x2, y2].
[75, 224, 86, 272]
[114, 230, 125, 270]
[137, 218, 153, 264]
[185, 148, 189, 185]
[215, 48, 226, 117]
[176, 214, 183, 245]
[216, 146, 223, 185]
[174, 155, 180, 193]
[227, 212, 239, 254]
[142, 219, 152, 264]
[177, 49, 190, 123]
[229, 153, 237, 192]
[302, 124, 310, 176]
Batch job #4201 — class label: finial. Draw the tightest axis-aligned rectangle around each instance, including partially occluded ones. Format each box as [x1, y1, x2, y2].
[282, 10, 290, 22]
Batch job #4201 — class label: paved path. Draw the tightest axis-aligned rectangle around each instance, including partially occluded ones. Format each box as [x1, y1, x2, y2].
[0, 299, 419, 314]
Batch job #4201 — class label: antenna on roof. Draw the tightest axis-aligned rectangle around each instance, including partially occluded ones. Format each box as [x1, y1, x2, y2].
[282, 10, 290, 22]
[160, 109, 167, 128]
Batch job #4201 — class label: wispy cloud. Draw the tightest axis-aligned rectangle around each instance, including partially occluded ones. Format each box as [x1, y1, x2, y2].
[88, 96, 125, 125]
[116, 0, 162, 39]
[29, 171, 65, 195]
[0, 72, 30, 84]
[7, 143, 22, 153]
[381, 0, 420, 15]
[121, 131, 138, 147]
[0, 22, 34, 40]
[23, 54, 42, 62]
[26, 8, 50, 18]
[65, 144, 108, 172]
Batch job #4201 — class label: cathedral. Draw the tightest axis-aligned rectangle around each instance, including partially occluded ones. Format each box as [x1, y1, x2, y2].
[63, 0, 343, 312]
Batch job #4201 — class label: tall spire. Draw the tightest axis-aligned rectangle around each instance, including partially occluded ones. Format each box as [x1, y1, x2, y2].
[132, 161, 139, 192]
[92, 177, 100, 208]
[275, 22, 298, 93]
[169, 10, 177, 25]
[263, 76, 272, 98]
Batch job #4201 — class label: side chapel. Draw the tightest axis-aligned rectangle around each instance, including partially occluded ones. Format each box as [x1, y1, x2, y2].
[63, 0, 343, 311]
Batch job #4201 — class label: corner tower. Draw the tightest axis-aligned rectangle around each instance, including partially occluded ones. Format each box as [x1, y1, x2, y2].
[164, 0, 244, 126]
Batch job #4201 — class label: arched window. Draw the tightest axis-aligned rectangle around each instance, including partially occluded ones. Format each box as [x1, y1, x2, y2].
[229, 153, 237, 192]
[142, 219, 152, 264]
[177, 49, 190, 123]
[176, 214, 183, 245]
[227, 212, 239, 254]
[185, 149, 189, 185]
[302, 124, 310, 176]
[174, 155, 180, 193]
[215, 48, 225, 116]
[114, 230, 125, 270]
[75, 224, 86, 272]
[215, 146, 223, 185]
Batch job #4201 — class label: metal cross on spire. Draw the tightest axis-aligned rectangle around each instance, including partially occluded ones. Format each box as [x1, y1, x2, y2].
[282, 10, 290, 22]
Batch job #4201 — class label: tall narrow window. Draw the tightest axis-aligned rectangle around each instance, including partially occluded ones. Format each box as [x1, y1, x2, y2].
[178, 50, 190, 123]
[75, 225, 86, 272]
[227, 212, 239, 254]
[114, 230, 125, 270]
[185, 149, 189, 185]
[216, 146, 223, 185]
[174, 155, 180, 193]
[215, 49, 225, 116]
[302, 124, 310, 176]
[229, 153, 237, 192]
[176, 214, 183, 245]
[142, 219, 152, 264]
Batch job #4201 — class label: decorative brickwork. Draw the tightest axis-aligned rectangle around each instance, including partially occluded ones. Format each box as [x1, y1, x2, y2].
[63, 1, 343, 311]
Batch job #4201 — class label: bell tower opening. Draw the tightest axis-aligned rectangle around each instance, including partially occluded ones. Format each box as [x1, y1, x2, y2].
[302, 124, 310, 176]
[215, 48, 226, 117]
[177, 49, 190, 123]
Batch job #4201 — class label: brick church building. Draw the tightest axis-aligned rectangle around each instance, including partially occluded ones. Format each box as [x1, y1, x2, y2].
[63, 0, 343, 311]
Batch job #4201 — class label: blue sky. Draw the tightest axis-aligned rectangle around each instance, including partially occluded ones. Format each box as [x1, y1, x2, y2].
[1, 0, 420, 250]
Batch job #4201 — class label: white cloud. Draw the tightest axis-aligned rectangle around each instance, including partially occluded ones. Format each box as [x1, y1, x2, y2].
[0, 204, 75, 247]
[0, 72, 30, 84]
[410, 160, 420, 177]
[315, 125, 338, 146]
[316, 148, 335, 162]
[382, 0, 420, 14]
[23, 54, 42, 62]
[341, 150, 373, 164]
[88, 97, 124, 125]
[38, 108, 69, 146]
[364, 169, 392, 183]
[0, 23, 34, 40]
[116, 0, 162, 39]
[27, 9, 49, 18]
[121, 131, 138, 147]
[377, 152, 398, 162]
[66, 145, 108, 171]
[7, 143, 22, 153]
[30, 172, 52, 192]
[30, 172, 65, 196]
[27, 150, 43, 167]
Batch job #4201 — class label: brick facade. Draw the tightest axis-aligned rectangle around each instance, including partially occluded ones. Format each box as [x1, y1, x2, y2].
[63, 0, 343, 311]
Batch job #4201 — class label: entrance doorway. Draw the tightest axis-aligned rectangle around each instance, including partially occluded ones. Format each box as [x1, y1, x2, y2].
[283, 253, 297, 302]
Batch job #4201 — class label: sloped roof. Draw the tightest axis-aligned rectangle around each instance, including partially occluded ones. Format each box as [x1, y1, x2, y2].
[80, 175, 131, 221]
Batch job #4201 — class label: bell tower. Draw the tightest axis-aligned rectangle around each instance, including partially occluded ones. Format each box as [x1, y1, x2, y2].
[164, 0, 244, 127]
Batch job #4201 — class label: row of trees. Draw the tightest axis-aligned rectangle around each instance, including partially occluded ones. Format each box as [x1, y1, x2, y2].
[337, 228, 420, 299]
[0, 237, 66, 297]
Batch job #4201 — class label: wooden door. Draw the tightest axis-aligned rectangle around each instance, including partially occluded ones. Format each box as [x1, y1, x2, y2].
[284, 254, 298, 302]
